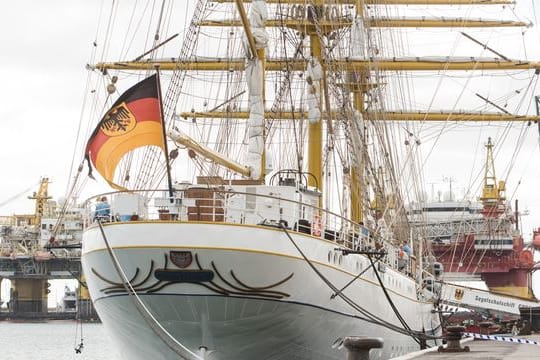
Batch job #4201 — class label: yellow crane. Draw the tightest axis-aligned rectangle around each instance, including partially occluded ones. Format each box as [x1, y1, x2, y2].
[479, 138, 506, 216]
[27, 177, 52, 226]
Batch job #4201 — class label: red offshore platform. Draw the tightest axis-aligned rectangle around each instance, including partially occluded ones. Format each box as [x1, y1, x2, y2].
[416, 138, 538, 300]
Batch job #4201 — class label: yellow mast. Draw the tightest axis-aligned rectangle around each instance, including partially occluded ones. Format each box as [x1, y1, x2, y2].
[349, 1, 366, 223]
[256, 31, 266, 181]
[196, 18, 528, 29]
[178, 110, 540, 123]
[234, 0, 258, 58]
[308, 38, 323, 190]
[92, 0, 536, 221]
[95, 58, 540, 72]
[168, 129, 251, 177]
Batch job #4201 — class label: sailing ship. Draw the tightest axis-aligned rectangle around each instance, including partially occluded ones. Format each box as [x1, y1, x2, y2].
[75, 0, 540, 359]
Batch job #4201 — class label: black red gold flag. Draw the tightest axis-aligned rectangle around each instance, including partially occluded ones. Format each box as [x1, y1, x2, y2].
[85, 75, 164, 189]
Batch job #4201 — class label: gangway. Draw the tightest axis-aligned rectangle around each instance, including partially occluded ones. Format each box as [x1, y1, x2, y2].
[438, 281, 539, 316]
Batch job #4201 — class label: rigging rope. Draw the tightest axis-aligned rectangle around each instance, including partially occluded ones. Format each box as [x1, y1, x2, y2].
[366, 254, 421, 346]
[278, 224, 443, 341]
[74, 282, 85, 354]
[0, 182, 40, 209]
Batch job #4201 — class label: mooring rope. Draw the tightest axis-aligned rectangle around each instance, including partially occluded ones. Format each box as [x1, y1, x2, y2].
[278, 224, 442, 341]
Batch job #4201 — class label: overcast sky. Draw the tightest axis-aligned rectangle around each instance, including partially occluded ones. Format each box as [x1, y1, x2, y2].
[0, 1, 98, 211]
[1, 1, 540, 239]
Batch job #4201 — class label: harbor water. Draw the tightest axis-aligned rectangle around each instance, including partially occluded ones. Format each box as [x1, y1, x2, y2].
[0, 321, 119, 359]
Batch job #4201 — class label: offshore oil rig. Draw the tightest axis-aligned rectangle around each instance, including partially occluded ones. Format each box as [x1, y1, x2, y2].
[412, 138, 539, 301]
[0, 178, 96, 320]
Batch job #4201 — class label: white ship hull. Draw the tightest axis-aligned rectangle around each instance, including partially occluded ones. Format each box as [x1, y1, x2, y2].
[82, 221, 441, 359]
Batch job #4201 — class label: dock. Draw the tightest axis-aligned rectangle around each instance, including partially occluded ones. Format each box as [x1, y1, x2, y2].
[392, 334, 540, 359]
[0, 255, 99, 321]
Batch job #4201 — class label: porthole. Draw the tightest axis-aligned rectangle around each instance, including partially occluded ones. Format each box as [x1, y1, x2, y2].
[328, 251, 332, 262]
[338, 254, 343, 265]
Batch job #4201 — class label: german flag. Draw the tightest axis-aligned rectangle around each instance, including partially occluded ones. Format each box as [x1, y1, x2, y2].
[85, 74, 165, 189]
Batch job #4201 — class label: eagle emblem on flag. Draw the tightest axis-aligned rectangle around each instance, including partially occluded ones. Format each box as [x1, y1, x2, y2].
[100, 103, 136, 136]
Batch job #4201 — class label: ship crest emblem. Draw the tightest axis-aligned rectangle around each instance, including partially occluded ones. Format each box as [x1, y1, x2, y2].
[454, 289, 464, 301]
[100, 102, 136, 137]
[170, 251, 193, 268]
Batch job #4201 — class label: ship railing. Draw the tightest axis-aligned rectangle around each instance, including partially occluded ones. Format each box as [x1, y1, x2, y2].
[83, 189, 403, 260]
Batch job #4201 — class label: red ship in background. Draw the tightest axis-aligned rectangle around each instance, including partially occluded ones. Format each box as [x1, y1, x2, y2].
[412, 138, 538, 300]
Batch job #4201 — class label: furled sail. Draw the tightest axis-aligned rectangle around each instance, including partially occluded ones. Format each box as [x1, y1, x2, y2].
[245, 0, 268, 180]
[85, 74, 165, 190]
[306, 58, 322, 123]
[350, 16, 366, 58]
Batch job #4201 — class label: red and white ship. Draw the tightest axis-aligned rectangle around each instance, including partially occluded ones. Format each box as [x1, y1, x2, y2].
[411, 138, 538, 300]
